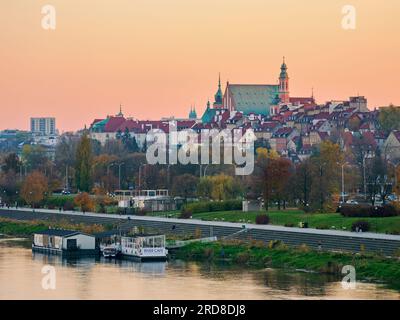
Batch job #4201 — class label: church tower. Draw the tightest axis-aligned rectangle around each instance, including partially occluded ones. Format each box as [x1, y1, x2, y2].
[213, 73, 223, 109]
[278, 57, 290, 104]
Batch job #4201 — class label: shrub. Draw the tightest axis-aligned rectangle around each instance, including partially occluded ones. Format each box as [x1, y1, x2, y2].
[255, 214, 270, 225]
[235, 251, 251, 264]
[179, 208, 192, 219]
[268, 240, 283, 249]
[116, 207, 135, 215]
[375, 204, 399, 217]
[351, 220, 371, 232]
[136, 208, 147, 216]
[297, 244, 310, 253]
[194, 228, 202, 239]
[340, 204, 400, 217]
[45, 195, 75, 208]
[339, 204, 373, 217]
[183, 200, 242, 214]
[63, 200, 75, 211]
[203, 247, 214, 259]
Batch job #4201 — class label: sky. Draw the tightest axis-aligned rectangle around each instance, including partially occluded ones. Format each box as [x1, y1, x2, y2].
[1, 0, 400, 132]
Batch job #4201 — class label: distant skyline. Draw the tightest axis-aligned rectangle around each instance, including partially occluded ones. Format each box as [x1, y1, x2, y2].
[1, 0, 400, 132]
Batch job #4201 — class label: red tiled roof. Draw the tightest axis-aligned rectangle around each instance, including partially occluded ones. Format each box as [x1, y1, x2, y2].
[361, 131, 377, 149]
[273, 127, 294, 138]
[104, 117, 127, 132]
[314, 112, 329, 120]
[290, 97, 316, 107]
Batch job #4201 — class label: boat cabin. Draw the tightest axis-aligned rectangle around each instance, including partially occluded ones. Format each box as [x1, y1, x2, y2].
[33, 229, 96, 256]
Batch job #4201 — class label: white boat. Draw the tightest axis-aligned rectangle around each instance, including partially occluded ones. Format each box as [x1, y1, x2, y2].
[102, 245, 120, 258]
[120, 234, 168, 261]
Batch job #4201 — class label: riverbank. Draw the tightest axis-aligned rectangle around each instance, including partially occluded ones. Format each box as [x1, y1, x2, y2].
[2, 217, 400, 290]
[174, 240, 400, 290]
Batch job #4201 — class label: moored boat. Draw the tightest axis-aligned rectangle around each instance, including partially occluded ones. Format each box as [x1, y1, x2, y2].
[102, 245, 119, 258]
[120, 234, 168, 261]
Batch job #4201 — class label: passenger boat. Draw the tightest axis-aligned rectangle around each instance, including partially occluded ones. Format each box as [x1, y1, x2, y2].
[120, 234, 168, 261]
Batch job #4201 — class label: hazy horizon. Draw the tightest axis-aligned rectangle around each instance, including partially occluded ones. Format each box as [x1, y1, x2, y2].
[1, 0, 400, 132]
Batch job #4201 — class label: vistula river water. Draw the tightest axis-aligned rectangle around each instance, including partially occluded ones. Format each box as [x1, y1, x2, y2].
[0, 238, 399, 300]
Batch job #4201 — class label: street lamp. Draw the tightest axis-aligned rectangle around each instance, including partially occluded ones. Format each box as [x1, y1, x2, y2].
[108, 162, 125, 191]
[138, 164, 146, 190]
[116, 162, 125, 190]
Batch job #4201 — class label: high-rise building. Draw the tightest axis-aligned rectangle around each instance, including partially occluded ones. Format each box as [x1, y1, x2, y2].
[30, 117, 56, 135]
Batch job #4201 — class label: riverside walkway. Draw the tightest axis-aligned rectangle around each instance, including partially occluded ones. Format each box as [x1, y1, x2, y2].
[1, 207, 400, 255]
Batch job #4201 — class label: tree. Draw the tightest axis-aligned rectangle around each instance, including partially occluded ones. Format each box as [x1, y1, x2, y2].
[378, 105, 400, 134]
[196, 174, 242, 201]
[121, 127, 139, 152]
[251, 148, 279, 211]
[102, 139, 125, 156]
[2, 153, 21, 174]
[171, 174, 198, 198]
[92, 154, 118, 191]
[0, 171, 19, 203]
[74, 192, 95, 212]
[394, 165, 400, 196]
[366, 150, 390, 205]
[75, 133, 93, 192]
[309, 141, 343, 211]
[21, 145, 49, 172]
[293, 160, 312, 210]
[197, 176, 213, 199]
[20, 171, 48, 207]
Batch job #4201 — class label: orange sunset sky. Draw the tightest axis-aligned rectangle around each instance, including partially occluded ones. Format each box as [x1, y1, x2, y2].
[1, 0, 399, 132]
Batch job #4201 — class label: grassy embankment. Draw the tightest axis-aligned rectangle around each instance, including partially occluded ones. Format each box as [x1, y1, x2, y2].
[175, 240, 400, 289]
[0, 217, 108, 237]
[156, 209, 400, 234]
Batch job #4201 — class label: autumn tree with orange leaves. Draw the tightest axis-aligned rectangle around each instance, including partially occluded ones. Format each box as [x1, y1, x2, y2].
[20, 171, 49, 207]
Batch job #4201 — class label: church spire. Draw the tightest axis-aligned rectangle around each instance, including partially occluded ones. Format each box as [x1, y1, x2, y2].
[117, 103, 124, 117]
[279, 58, 290, 103]
[214, 73, 223, 107]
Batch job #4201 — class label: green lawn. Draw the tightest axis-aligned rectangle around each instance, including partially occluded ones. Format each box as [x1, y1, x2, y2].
[190, 209, 400, 234]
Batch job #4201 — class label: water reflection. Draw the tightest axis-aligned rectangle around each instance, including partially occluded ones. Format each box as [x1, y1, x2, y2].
[32, 252, 167, 276]
[0, 239, 399, 300]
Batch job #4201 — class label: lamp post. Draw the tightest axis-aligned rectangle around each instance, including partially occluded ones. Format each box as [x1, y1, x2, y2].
[341, 163, 345, 203]
[116, 162, 125, 190]
[363, 154, 367, 200]
[138, 164, 146, 190]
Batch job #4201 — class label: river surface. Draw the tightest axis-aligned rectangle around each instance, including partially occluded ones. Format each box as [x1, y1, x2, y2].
[0, 238, 399, 300]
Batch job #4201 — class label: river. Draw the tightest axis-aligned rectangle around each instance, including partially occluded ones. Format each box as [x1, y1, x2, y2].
[0, 238, 398, 300]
